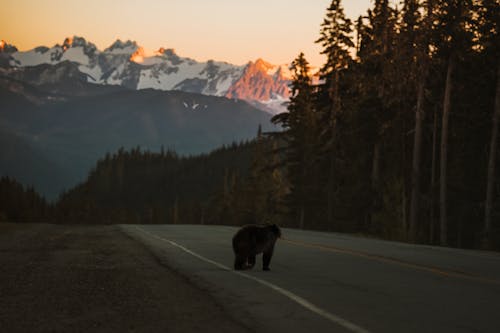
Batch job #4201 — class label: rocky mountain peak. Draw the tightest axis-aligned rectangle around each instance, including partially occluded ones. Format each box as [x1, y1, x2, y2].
[0, 40, 18, 53]
[104, 39, 139, 54]
[5, 37, 290, 114]
[225, 58, 290, 103]
[61, 36, 97, 56]
[253, 58, 274, 72]
[156, 47, 176, 56]
[129, 47, 146, 63]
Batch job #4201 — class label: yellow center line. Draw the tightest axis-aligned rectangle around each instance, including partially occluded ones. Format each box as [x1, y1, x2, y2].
[282, 238, 500, 286]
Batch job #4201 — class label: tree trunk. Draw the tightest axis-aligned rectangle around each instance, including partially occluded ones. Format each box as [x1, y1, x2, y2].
[327, 155, 335, 227]
[172, 197, 179, 224]
[409, 78, 426, 241]
[327, 70, 340, 228]
[401, 127, 407, 235]
[299, 205, 305, 229]
[484, 64, 500, 241]
[370, 141, 381, 228]
[430, 106, 438, 244]
[402, 184, 407, 236]
[200, 207, 205, 225]
[372, 142, 381, 190]
[439, 55, 455, 246]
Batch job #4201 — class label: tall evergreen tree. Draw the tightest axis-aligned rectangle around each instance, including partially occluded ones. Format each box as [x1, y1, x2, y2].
[355, 0, 399, 235]
[272, 52, 317, 228]
[434, 0, 476, 245]
[315, 0, 354, 228]
[485, 65, 500, 244]
[407, 0, 432, 241]
[482, 0, 500, 246]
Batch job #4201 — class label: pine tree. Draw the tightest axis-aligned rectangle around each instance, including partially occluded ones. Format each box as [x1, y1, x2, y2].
[315, 0, 354, 227]
[355, 0, 399, 235]
[485, 65, 500, 244]
[272, 52, 316, 228]
[245, 127, 289, 225]
[407, 0, 433, 242]
[482, 0, 500, 246]
[434, 0, 476, 245]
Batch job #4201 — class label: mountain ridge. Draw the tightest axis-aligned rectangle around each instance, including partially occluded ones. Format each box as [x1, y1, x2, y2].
[1, 36, 290, 114]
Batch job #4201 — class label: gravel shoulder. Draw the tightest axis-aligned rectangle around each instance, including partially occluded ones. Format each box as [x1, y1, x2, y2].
[0, 223, 251, 333]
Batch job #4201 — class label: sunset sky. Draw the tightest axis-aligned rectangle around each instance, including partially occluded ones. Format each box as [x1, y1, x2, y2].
[2, 0, 372, 67]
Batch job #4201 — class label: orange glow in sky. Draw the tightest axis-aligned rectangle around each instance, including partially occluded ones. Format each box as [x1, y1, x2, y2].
[1, 0, 372, 67]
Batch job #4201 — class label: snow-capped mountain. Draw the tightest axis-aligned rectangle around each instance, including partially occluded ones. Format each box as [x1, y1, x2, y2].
[2, 36, 290, 114]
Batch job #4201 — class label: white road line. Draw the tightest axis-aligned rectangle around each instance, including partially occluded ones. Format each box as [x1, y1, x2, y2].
[132, 226, 372, 333]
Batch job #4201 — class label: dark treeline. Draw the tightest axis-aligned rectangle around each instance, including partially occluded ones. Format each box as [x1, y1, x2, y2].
[272, 0, 499, 249]
[0, 131, 289, 225]
[0, 177, 53, 223]
[0, 136, 286, 227]
[53, 132, 288, 227]
[55, 142, 257, 225]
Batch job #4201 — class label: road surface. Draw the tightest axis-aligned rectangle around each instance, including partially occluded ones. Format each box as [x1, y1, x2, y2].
[123, 224, 500, 333]
[0, 224, 250, 333]
[2, 223, 500, 333]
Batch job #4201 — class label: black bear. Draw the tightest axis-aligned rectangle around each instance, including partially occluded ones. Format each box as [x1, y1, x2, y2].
[232, 223, 281, 271]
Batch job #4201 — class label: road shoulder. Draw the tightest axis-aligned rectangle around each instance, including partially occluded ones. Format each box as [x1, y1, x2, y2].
[0, 223, 251, 333]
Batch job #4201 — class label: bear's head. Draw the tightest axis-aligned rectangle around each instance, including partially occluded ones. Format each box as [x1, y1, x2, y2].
[270, 223, 282, 238]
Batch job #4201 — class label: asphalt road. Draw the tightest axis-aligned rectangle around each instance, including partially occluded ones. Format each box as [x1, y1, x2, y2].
[0, 224, 250, 333]
[122, 224, 500, 333]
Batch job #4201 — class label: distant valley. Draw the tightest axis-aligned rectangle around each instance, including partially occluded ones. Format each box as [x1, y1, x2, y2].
[0, 67, 277, 199]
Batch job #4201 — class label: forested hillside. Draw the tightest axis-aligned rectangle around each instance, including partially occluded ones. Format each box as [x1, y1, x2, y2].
[272, 0, 499, 248]
[0, 78, 274, 199]
[55, 140, 270, 225]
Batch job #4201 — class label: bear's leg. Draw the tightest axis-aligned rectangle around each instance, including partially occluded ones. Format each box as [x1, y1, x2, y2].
[234, 254, 247, 270]
[262, 248, 274, 271]
[247, 255, 256, 269]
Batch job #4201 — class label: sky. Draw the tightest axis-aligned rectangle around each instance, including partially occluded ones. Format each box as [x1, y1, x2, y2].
[2, 0, 372, 67]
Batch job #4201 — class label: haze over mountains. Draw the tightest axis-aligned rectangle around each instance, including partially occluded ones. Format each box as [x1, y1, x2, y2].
[0, 37, 285, 199]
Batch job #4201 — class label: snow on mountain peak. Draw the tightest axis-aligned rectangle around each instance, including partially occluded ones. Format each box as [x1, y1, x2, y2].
[249, 58, 291, 79]
[156, 47, 176, 56]
[61, 36, 98, 62]
[104, 39, 139, 54]
[61, 36, 95, 50]
[5, 37, 291, 114]
[223, 58, 290, 110]
[129, 47, 146, 63]
[254, 58, 274, 72]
